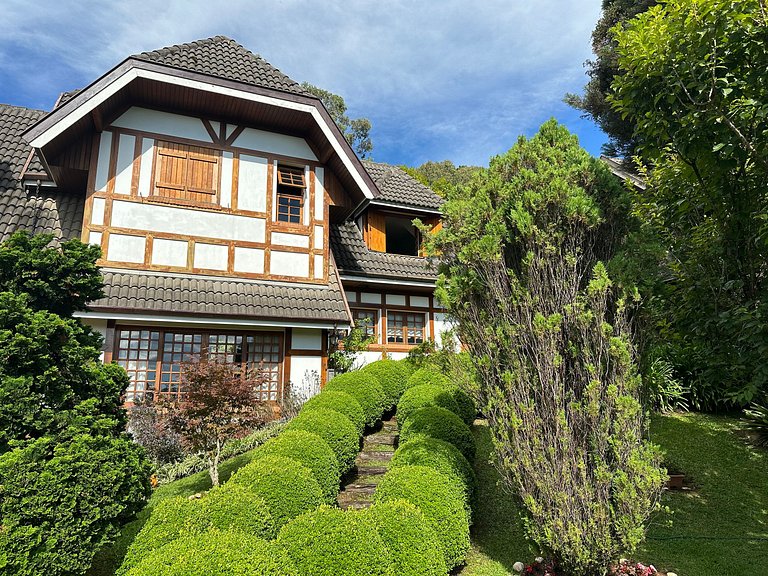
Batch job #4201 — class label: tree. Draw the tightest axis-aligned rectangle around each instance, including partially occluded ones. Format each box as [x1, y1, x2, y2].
[610, 0, 768, 407]
[162, 358, 273, 487]
[402, 160, 482, 197]
[430, 120, 665, 575]
[565, 0, 657, 157]
[0, 231, 152, 575]
[302, 82, 373, 158]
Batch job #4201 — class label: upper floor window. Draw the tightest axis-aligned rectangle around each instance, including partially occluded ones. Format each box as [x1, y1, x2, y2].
[387, 311, 425, 345]
[153, 141, 220, 206]
[385, 215, 419, 255]
[276, 165, 306, 224]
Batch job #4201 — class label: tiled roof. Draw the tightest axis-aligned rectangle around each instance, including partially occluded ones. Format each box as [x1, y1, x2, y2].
[132, 36, 309, 96]
[330, 221, 437, 283]
[363, 161, 443, 211]
[0, 104, 84, 244]
[91, 267, 351, 324]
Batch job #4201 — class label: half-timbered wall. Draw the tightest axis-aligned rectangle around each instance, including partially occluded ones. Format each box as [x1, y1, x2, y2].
[82, 107, 329, 283]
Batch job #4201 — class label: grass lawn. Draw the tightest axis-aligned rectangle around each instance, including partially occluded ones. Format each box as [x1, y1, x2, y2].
[461, 414, 768, 576]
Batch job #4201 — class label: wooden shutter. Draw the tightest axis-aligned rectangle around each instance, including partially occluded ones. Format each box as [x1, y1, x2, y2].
[366, 212, 387, 252]
[154, 141, 219, 205]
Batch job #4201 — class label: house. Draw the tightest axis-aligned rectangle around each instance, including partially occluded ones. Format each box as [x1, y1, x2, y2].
[0, 36, 450, 403]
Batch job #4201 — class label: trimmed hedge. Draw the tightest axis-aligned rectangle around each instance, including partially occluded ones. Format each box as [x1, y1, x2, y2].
[286, 408, 359, 473]
[126, 530, 298, 576]
[390, 436, 476, 510]
[301, 391, 366, 436]
[406, 367, 451, 390]
[228, 455, 323, 530]
[361, 359, 411, 408]
[118, 486, 276, 574]
[277, 505, 391, 576]
[449, 386, 477, 425]
[324, 372, 386, 428]
[366, 500, 448, 576]
[400, 406, 476, 461]
[250, 430, 340, 504]
[374, 465, 470, 571]
[396, 384, 460, 428]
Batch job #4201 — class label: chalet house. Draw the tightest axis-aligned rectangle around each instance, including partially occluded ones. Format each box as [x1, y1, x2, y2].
[0, 36, 449, 402]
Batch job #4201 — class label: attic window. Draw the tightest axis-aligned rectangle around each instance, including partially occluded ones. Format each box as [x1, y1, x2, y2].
[385, 215, 419, 256]
[276, 165, 306, 224]
[277, 166, 306, 188]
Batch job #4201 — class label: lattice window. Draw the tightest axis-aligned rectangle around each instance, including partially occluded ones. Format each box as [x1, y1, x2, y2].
[247, 334, 282, 401]
[117, 329, 160, 403]
[276, 165, 305, 224]
[352, 309, 378, 341]
[153, 141, 220, 205]
[387, 311, 426, 345]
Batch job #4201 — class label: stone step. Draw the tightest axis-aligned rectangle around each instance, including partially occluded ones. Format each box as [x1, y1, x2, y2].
[357, 450, 394, 461]
[345, 480, 378, 490]
[338, 500, 371, 510]
[364, 434, 397, 446]
[354, 465, 388, 475]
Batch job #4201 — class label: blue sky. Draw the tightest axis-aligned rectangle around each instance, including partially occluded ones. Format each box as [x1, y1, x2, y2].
[0, 0, 607, 167]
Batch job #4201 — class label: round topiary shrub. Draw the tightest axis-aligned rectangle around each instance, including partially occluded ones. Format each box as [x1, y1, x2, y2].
[447, 386, 477, 425]
[373, 465, 470, 571]
[406, 367, 451, 390]
[324, 372, 386, 428]
[286, 409, 360, 474]
[277, 505, 391, 576]
[396, 384, 461, 428]
[390, 436, 476, 509]
[250, 430, 341, 503]
[301, 391, 366, 436]
[397, 358, 415, 378]
[126, 530, 298, 576]
[366, 500, 448, 576]
[362, 358, 412, 409]
[399, 406, 476, 462]
[228, 455, 323, 530]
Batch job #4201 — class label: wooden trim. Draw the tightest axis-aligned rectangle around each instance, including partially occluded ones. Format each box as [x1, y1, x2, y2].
[202, 119, 220, 144]
[320, 329, 328, 387]
[224, 125, 245, 146]
[289, 349, 325, 357]
[231, 153, 240, 210]
[283, 328, 292, 396]
[130, 135, 143, 196]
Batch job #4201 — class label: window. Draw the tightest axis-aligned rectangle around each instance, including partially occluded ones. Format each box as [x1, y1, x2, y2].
[387, 311, 426, 345]
[352, 309, 378, 341]
[385, 215, 419, 256]
[153, 141, 220, 205]
[117, 328, 282, 403]
[276, 165, 306, 224]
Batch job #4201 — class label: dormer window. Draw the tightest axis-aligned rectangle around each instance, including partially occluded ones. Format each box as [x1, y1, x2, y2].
[276, 165, 306, 224]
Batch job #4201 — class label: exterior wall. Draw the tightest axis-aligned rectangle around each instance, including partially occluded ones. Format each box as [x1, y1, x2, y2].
[83, 317, 110, 361]
[287, 328, 326, 400]
[82, 107, 329, 283]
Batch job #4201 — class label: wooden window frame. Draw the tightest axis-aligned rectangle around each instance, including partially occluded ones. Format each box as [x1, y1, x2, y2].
[151, 140, 222, 208]
[352, 308, 379, 343]
[275, 164, 307, 227]
[386, 310, 426, 346]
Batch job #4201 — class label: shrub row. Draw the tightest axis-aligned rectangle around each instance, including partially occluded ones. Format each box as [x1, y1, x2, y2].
[399, 367, 477, 426]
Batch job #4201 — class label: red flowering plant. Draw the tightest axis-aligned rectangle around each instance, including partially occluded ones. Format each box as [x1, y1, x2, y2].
[512, 558, 658, 576]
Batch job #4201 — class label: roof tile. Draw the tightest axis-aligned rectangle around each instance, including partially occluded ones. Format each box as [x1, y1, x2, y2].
[363, 160, 443, 211]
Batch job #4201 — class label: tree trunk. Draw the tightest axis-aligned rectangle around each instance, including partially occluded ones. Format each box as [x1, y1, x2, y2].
[208, 439, 221, 487]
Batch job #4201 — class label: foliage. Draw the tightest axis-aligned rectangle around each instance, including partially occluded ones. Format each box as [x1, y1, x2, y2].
[250, 430, 340, 503]
[301, 83, 373, 158]
[228, 455, 323, 530]
[128, 401, 184, 466]
[300, 390, 366, 435]
[278, 505, 390, 576]
[406, 366, 452, 390]
[744, 401, 768, 448]
[399, 406, 476, 462]
[403, 160, 482, 197]
[366, 500, 449, 576]
[361, 358, 411, 409]
[328, 322, 375, 374]
[0, 431, 152, 576]
[430, 120, 665, 575]
[286, 408, 360, 473]
[390, 436, 476, 507]
[323, 371, 386, 428]
[374, 465, 470, 570]
[160, 358, 273, 486]
[125, 530, 298, 576]
[565, 0, 657, 157]
[643, 357, 689, 413]
[396, 384, 460, 428]
[611, 0, 768, 408]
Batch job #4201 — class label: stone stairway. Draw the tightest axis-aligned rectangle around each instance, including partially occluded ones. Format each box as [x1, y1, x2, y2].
[337, 418, 397, 510]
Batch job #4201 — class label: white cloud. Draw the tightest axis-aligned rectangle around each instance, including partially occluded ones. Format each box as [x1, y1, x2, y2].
[0, 0, 604, 165]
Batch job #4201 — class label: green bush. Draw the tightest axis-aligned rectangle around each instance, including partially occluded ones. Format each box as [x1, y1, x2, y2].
[126, 530, 298, 575]
[406, 366, 451, 390]
[286, 409, 359, 473]
[301, 391, 366, 436]
[366, 500, 448, 576]
[448, 386, 477, 425]
[390, 436, 476, 508]
[250, 430, 340, 503]
[396, 384, 460, 428]
[0, 432, 152, 576]
[400, 406, 476, 461]
[277, 505, 391, 576]
[374, 465, 470, 570]
[228, 455, 323, 530]
[324, 371, 386, 428]
[119, 485, 276, 574]
[362, 358, 412, 408]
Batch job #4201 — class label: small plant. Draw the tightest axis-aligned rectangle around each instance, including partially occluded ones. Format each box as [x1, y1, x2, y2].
[744, 401, 768, 447]
[329, 322, 374, 374]
[643, 357, 689, 413]
[127, 400, 184, 465]
[512, 558, 659, 576]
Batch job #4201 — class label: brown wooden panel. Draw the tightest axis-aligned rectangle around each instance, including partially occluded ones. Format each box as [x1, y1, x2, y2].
[366, 211, 387, 252]
[154, 140, 220, 205]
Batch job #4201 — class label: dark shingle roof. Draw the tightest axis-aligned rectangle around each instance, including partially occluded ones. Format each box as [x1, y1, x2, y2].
[91, 267, 350, 323]
[363, 161, 443, 211]
[132, 36, 309, 96]
[330, 221, 436, 283]
[0, 104, 84, 243]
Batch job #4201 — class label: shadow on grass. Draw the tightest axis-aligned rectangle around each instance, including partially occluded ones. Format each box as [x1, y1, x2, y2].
[87, 450, 259, 576]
